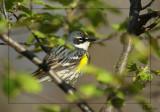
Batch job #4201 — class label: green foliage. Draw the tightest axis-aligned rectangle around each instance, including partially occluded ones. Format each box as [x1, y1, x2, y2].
[151, 37, 160, 57]
[66, 93, 78, 102]
[150, 69, 160, 76]
[2, 72, 42, 98]
[111, 18, 128, 32]
[78, 0, 120, 14]
[82, 65, 114, 84]
[0, 15, 8, 32]
[127, 63, 139, 73]
[130, 36, 150, 65]
[79, 84, 104, 99]
[38, 105, 71, 112]
[135, 95, 153, 112]
[2, 76, 20, 98]
[51, 0, 74, 6]
[4, 0, 22, 12]
[107, 89, 125, 108]
[16, 72, 42, 93]
[85, 9, 107, 27]
[18, 5, 34, 16]
[1, 61, 42, 98]
[129, 71, 152, 93]
[108, 98, 125, 108]
[38, 105, 61, 112]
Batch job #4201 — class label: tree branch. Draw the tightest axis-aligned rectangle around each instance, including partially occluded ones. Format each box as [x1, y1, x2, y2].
[28, 27, 51, 53]
[93, 33, 123, 43]
[8, 5, 19, 17]
[0, 33, 94, 112]
[141, 0, 155, 10]
[138, 11, 160, 29]
[141, 16, 160, 34]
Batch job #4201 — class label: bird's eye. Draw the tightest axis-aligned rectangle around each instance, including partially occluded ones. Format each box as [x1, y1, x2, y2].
[79, 38, 83, 41]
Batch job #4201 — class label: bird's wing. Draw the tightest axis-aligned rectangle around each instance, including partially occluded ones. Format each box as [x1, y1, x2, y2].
[32, 46, 87, 81]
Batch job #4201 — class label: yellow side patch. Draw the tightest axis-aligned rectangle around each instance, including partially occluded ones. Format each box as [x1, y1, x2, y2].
[76, 54, 88, 72]
[84, 31, 88, 35]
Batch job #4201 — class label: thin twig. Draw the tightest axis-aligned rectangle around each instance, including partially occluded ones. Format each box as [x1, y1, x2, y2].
[141, 0, 155, 10]
[8, 5, 19, 17]
[30, 0, 33, 11]
[93, 33, 123, 43]
[138, 11, 160, 29]
[2, 0, 8, 20]
[0, 42, 37, 45]
[0, 33, 94, 112]
[13, 14, 50, 53]
[144, 17, 160, 32]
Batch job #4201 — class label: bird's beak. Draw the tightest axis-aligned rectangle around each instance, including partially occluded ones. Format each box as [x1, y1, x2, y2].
[88, 38, 96, 42]
[85, 36, 96, 42]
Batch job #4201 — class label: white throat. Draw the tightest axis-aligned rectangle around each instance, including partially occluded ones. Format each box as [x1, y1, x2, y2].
[75, 42, 90, 50]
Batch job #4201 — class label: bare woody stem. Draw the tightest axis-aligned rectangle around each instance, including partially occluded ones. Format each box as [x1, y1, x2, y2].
[2, 0, 8, 20]
[0, 33, 94, 112]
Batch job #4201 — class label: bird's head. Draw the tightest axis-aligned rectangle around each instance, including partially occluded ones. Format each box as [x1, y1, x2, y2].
[65, 30, 96, 50]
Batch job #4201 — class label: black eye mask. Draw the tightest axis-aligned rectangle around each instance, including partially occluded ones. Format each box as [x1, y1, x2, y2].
[73, 38, 86, 45]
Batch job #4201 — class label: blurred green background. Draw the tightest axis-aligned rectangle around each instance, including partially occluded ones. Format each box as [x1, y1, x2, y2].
[0, 0, 160, 112]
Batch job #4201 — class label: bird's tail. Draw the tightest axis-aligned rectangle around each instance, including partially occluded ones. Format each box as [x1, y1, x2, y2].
[32, 68, 51, 83]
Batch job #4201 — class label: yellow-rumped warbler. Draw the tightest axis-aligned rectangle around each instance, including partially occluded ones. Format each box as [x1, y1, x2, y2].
[33, 30, 95, 86]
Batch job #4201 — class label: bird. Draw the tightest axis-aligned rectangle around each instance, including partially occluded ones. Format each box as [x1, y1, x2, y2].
[32, 30, 96, 87]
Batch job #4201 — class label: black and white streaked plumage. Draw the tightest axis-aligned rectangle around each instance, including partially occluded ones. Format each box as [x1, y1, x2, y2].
[32, 30, 96, 86]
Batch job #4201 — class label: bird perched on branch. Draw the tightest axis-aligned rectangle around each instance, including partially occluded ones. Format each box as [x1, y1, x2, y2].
[32, 30, 96, 87]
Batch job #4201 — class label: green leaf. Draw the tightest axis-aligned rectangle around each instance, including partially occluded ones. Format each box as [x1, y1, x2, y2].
[150, 69, 160, 76]
[2, 76, 20, 98]
[38, 105, 61, 112]
[27, 34, 35, 42]
[29, 1, 63, 9]
[16, 72, 42, 93]
[82, 65, 114, 84]
[4, 0, 22, 12]
[17, 13, 28, 20]
[55, 0, 74, 6]
[116, 91, 124, 99]
[79, 84, 104, 98]
[68, 21, 86, 31]
[108, 98, 125, 108]
[85, 9, 107, 27]
[96, 71, 113, 84]
[32, 30, 45, 38]
[18, 5, 35, 16]
[30, 0, 46, 5]
[66, 94, 78, 102]
[135, 95, 153, 112]
[127, 63, 139, 73]
[139, 72, 152, 82]
[129, 71, 152, 93]
[0, 16, 8, 32]
[151, 38, 160, 57]
[111, 24, 119, 31]
[111, 18, 128, 32]
[131, 37, 150, 65]
[103, 3, 120, 14]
